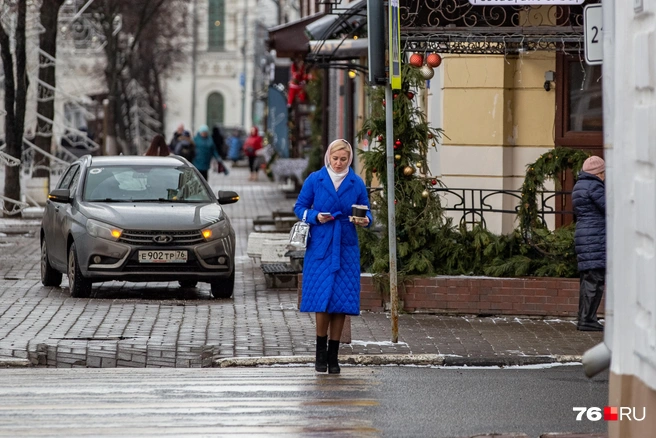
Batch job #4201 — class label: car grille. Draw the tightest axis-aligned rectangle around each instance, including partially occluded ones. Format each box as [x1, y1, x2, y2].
[119, 229, 204, 246]
[121, 261, 204, 272]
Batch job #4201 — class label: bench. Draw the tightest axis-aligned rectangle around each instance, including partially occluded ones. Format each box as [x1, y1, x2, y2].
[253, 210, 297, 232]
[246, 232, 289, 261]
[261, 263, 298, 288]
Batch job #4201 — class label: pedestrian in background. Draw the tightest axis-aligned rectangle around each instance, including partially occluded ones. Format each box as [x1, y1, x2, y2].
[243, 126, 263, 181]
[572, 155, 606, 332]
[193, 124, 228, 180]
[227, 129, 243, 164]
[169, 123, 185, 152]
[143, 134, 171, 156]
[212, 125, 226, 159]
[294, 139, 373, 374]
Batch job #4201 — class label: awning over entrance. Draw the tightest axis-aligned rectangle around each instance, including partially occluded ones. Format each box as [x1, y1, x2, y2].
[305, 0, 367, 66]
[267, 12, 326, 58]
[308, 38, 368, 60]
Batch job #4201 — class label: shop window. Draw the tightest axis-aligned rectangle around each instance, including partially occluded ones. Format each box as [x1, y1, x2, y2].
[208, 0, 225, 51]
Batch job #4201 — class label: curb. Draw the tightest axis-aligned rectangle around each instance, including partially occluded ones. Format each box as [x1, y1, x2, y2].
[215, 354, 582, 368]
[0, 358, 31, 368]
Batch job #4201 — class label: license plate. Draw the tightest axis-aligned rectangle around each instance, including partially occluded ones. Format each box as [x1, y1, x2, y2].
[138, 250, 188, 263]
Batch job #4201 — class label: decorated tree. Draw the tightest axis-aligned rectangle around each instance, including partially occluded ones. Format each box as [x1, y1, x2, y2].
[357, 64, 444, 276]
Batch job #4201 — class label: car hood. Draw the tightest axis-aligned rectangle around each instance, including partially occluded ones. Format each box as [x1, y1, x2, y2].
[80, 202, 225, 230]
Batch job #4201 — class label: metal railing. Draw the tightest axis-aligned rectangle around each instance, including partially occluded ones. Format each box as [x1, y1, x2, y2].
[367, 187, 573, 229]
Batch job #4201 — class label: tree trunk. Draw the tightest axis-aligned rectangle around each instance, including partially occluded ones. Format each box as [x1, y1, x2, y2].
[34, 0, 66, 179]
[0, 0, 28, 216]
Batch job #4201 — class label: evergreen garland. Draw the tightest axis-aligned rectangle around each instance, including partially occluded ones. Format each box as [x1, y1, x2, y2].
[518, 147, 589, 231]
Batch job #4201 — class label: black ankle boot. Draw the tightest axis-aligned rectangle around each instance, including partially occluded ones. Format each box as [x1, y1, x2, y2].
[327, 339, 340, 374]
[315, 335, 328, 372]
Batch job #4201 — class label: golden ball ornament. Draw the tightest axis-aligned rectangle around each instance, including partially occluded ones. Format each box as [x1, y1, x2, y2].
[420, 64, 434, 80]
[395, 154, 401, 160]
[403, 166, 414, 176]
[422, 190, 429, 198]
[416, 162, 422, 168]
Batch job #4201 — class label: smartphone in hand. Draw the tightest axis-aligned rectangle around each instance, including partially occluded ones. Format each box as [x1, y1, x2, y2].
[319, 212, 334, 220]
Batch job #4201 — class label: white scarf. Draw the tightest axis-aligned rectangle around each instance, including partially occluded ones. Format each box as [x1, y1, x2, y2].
[324, 140, 353, 190]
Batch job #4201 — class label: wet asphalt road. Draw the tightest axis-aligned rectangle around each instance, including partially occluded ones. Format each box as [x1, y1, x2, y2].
[0, 365, 607, 437]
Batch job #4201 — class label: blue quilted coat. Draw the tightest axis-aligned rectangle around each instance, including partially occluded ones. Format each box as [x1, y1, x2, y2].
[294, 167, 373, 315]
[572, 171, 606, 271]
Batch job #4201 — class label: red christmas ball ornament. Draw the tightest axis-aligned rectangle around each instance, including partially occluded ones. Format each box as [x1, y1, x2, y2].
[394, 199, 398, 205]
[428, 133, 433, 139]
[382, 99, 386, 107]
[393, 93, 398, 99]
[406, 91, 415, 100]
[395, 139, 402, 147]
[372, 168, 377, 173]
[426, 53, 442, 68]
[377, 135, 383, 142]
[367, 130, 372, 136]
[409, 53, 423, 68]
[431, 179, 437, 186]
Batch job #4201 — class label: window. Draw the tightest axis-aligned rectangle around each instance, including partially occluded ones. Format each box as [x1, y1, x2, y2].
[57, 165, 80, 190]
[208, 0, 225, 51]
[206, 92, 224, 128]
[555, 53, 603, 151]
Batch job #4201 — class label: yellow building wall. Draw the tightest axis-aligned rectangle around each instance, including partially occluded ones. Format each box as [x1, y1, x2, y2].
[438, 52, 556, 234]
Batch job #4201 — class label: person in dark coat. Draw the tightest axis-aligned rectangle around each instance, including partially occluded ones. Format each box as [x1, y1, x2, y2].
[193, 124, 228, 180]
[294, 139, 373, 374]
[212, 126, 226, 159]
[572, 155, 606, 331]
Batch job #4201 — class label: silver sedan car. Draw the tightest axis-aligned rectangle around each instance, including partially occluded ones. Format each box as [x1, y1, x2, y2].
[40, 155, 238, 298]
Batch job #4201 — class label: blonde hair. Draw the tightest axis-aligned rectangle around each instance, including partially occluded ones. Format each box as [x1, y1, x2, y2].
[328, 139, 351, 157]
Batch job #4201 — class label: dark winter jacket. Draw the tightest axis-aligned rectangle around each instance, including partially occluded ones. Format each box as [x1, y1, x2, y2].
[572, 171, 606, 271]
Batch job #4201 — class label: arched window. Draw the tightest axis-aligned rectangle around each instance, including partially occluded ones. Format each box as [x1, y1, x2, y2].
[208, 0, 225, 51]
[207, 92, 224, 128]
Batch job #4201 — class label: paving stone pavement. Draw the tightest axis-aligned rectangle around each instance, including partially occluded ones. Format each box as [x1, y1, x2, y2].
[0, 164, 603, 368]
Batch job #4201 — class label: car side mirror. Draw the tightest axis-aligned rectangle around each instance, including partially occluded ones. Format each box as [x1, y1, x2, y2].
[48, 188, 72, 204]
[217, 190, 239, 205]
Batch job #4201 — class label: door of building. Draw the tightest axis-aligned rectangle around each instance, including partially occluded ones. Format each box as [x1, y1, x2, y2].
[555, 54, 604, 227]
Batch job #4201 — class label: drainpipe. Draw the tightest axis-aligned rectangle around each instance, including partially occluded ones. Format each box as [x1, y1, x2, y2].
[582, 0, 614, 378]
[190, 0, 198, 131]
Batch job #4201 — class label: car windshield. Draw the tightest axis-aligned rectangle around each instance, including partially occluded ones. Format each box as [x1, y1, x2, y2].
[83, 165, 212, 203]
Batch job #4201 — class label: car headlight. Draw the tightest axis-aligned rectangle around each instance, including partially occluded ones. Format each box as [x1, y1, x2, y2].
[201, 218, 229, 242]
[87, 219, 123, 241]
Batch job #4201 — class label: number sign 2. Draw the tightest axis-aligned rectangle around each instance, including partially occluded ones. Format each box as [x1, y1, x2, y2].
[584, 4, 603, 65]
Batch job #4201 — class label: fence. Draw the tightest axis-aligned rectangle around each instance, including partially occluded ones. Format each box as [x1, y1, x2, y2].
[368, 187, 573, 231]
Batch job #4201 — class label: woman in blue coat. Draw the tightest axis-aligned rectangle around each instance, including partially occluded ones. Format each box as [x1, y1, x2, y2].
[572, 155, 606, 332]
[294, 139, 373, 374]
[193, 125, 229, 180]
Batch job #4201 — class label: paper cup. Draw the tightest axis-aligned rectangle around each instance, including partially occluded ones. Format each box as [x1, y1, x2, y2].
[351, 204, 369, 218]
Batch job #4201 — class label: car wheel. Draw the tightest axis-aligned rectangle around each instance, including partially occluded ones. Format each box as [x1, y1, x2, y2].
[41, 238, 62, 287]
[210, 272, 234, 299]
[179, 280, 198, 288]
[68, 243, 92, 298]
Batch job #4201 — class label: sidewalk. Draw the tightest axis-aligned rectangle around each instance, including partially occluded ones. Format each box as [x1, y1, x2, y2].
[0, 163, 603, 368]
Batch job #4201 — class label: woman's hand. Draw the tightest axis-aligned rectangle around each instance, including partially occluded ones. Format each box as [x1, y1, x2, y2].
[318, 213, 334, 224]
[352, 216, 369, 227]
